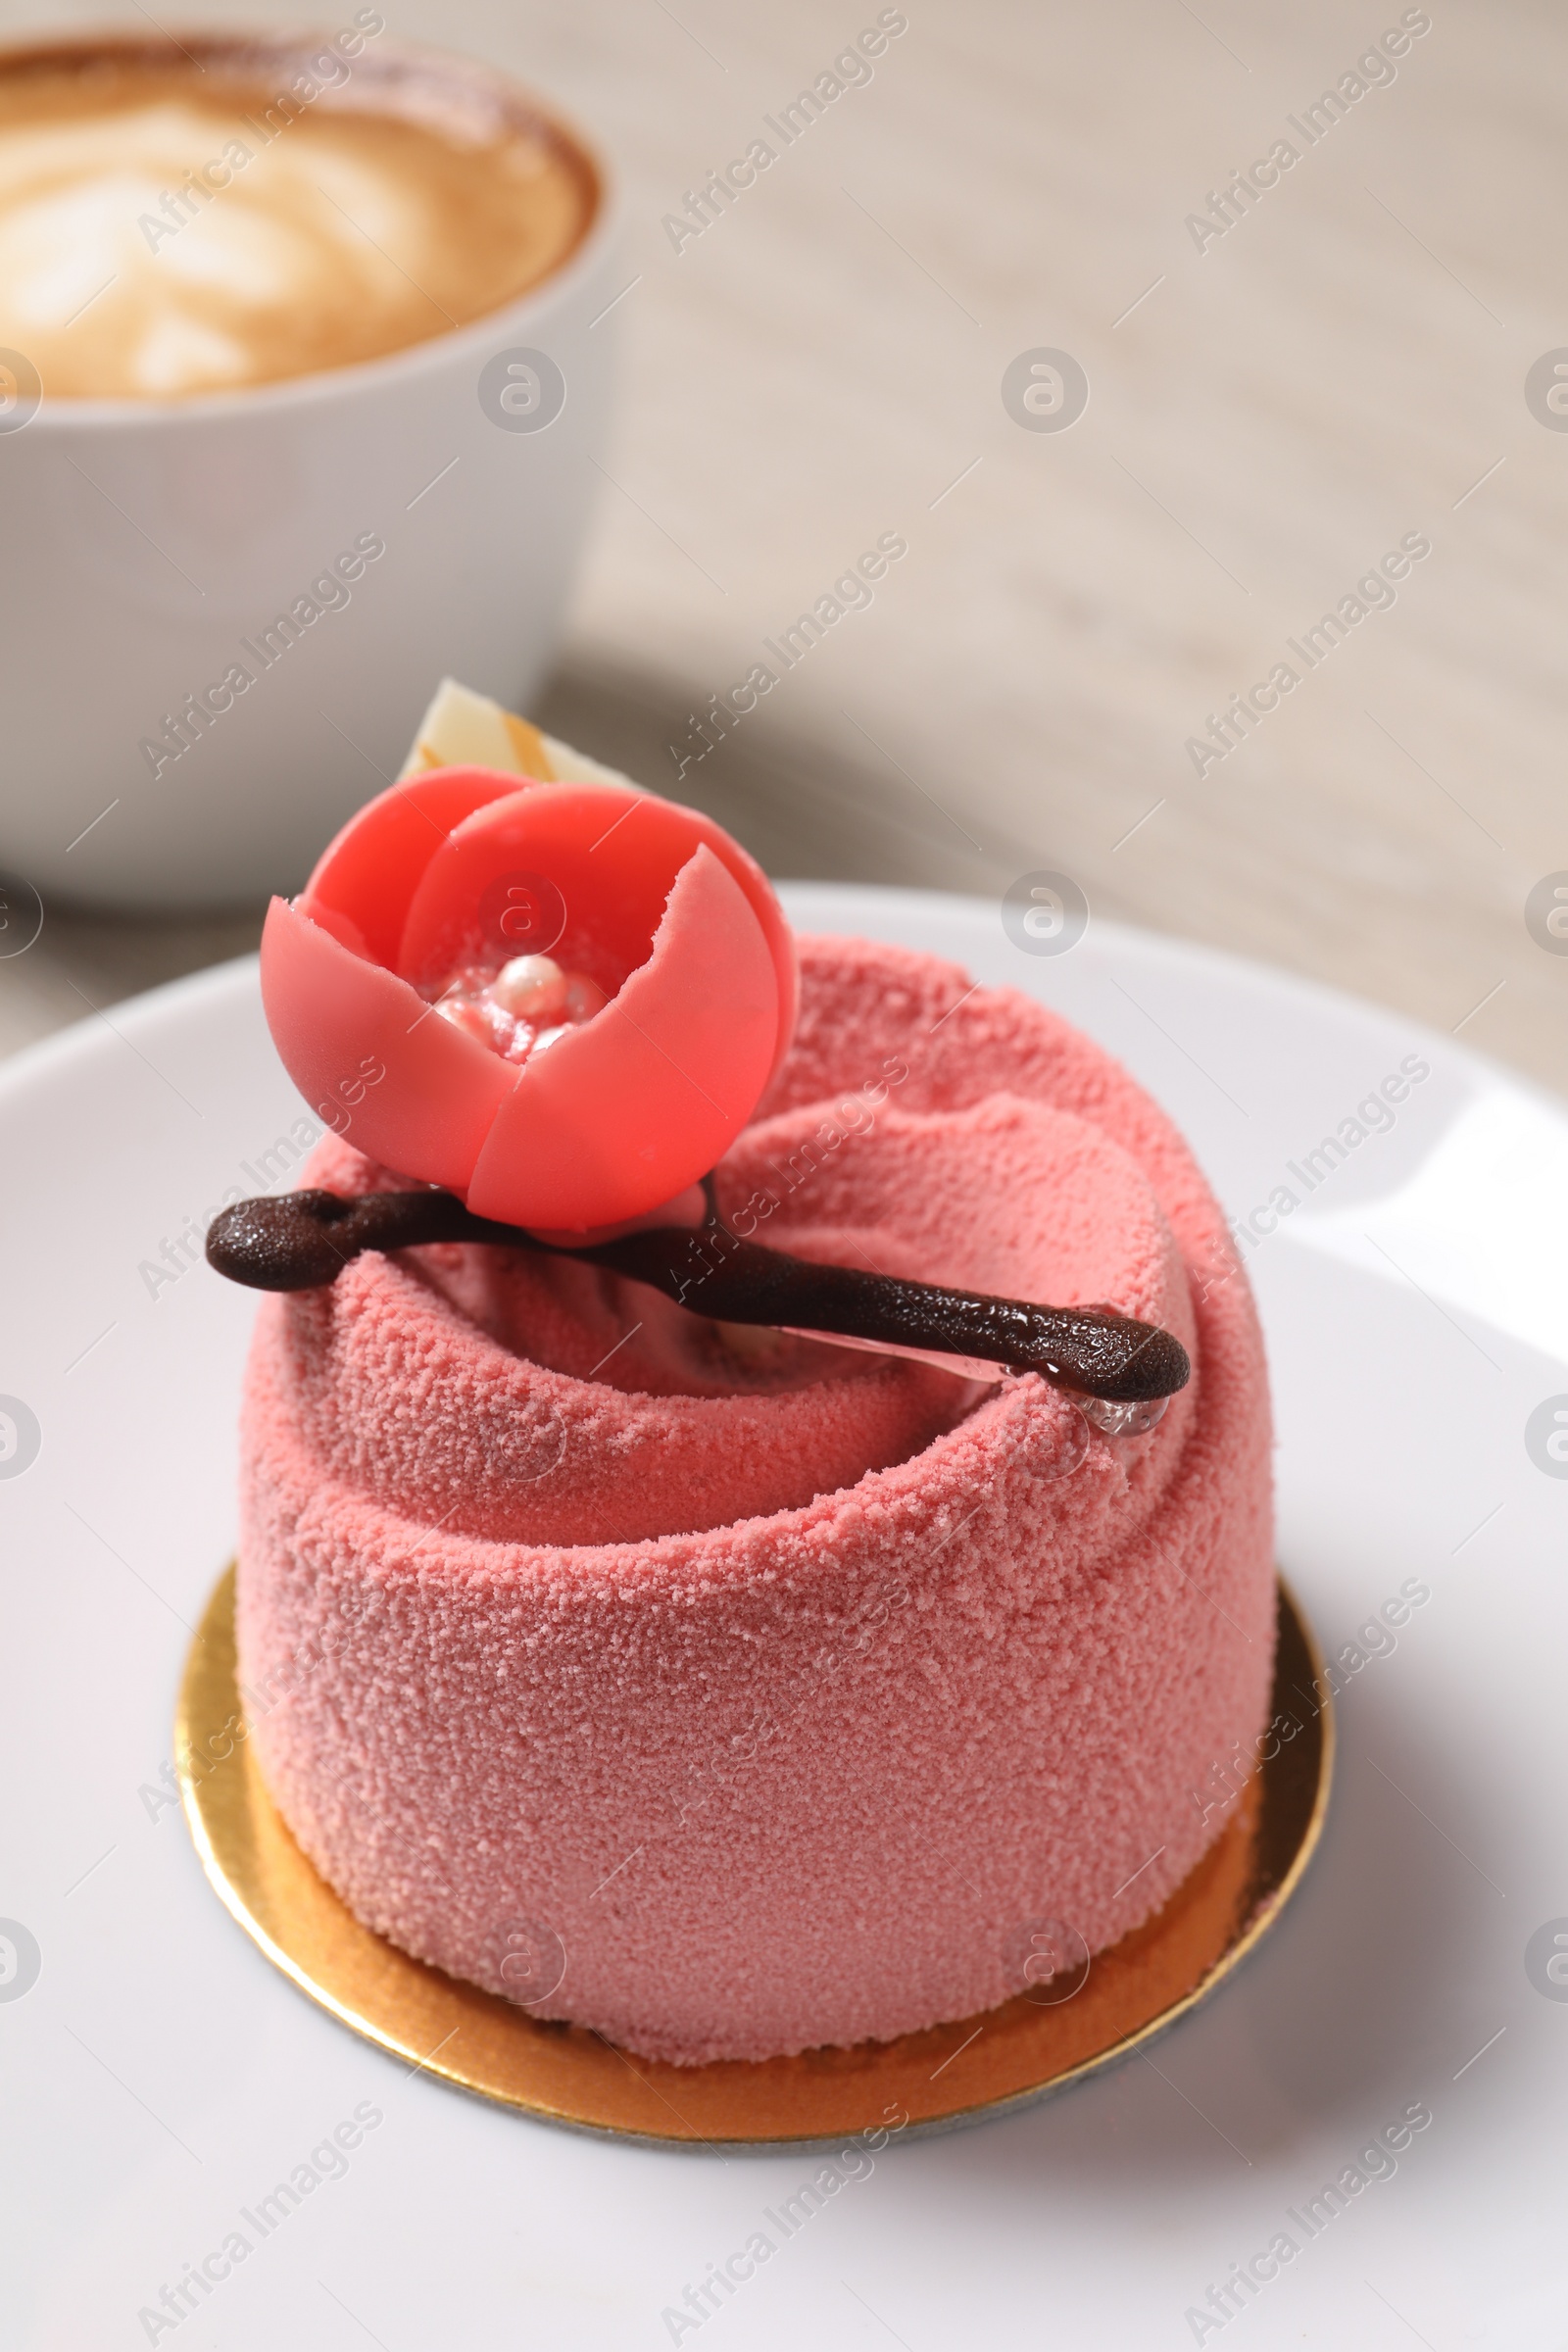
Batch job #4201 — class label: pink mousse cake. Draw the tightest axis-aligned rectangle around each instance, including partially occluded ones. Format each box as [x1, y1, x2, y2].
[236, 930, 1275, 2065]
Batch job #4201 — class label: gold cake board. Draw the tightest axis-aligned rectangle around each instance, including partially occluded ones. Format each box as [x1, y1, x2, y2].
[178, 1568, 1331, 2146]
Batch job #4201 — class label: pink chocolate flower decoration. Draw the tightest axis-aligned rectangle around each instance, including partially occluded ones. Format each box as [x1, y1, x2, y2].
[260, 766, 796, 1232]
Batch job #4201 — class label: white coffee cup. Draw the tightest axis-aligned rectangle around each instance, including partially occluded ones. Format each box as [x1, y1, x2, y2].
[0, 34, 623, 909]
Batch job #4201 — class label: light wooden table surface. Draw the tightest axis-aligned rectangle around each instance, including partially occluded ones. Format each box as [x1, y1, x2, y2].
[4, 0, 1565, 1095]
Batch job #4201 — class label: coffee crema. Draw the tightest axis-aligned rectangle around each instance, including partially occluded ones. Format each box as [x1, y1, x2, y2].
[0, 27, 598, 399]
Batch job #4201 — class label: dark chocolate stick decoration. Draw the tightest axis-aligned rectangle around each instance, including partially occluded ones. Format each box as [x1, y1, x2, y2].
[207, 1189, 1191, 1404]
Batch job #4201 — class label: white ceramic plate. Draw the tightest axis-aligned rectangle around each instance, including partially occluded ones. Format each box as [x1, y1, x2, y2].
[4, 886, 1564, 2351]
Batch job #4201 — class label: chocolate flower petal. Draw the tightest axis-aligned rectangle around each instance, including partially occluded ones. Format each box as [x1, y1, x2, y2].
[261, 766, 797, 1233]
[301, 764, 528, 969]
[466, 847, 778, 1229]
[260, 897, 514, 1190]
[394, 779, 797, 1069]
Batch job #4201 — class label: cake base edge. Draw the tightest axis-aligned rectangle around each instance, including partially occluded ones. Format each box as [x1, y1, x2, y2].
[177, 1567, 1332, 2149]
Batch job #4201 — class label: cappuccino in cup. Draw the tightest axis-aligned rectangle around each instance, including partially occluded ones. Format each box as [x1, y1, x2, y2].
[0, 24, 598, 397]
[0, 28, 619, 907]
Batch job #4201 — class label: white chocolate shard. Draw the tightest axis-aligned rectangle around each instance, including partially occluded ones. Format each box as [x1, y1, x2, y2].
[397, 676, 647, 796]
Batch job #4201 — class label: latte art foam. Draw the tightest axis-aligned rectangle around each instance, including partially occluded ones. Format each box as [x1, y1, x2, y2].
[0, 37, 596, 398]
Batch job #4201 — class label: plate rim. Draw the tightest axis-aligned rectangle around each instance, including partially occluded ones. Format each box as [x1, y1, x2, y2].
[1, 891, 1559, 1133]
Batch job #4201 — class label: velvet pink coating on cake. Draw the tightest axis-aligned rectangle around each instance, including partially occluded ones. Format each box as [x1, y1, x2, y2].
[235, 935, 1275, 2065]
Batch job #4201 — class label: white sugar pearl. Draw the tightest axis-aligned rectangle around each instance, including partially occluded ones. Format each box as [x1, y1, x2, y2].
[564, 971, 610, 1023]
[490, 954, 567, 1020]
